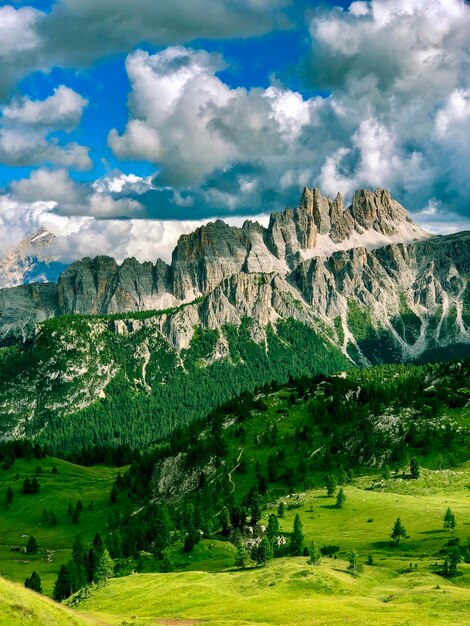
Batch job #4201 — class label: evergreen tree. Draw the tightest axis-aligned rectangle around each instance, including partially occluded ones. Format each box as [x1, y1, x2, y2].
[325, 475, 337, 497]
[24, 571, 42, 593]
[22, 477, 31, 494]
[93, 532, 104, 551]
[445, 547, 462, 577]
[347, 550, 363, 577]
[160, 552, 174, 573]
[391, 518, 407, 545]
[277, 501, 285, 518]
[50, 511, 58, 526]
[72, 507, 80, 524]
[110, 484, 118, 504]
[6, 486, 13, 505]
[306, 542, 321, 566]
[76, 499, 83, 512]
[53, 565, 72, 601]
[254, 537, 272, 566]
[51, 465, 58, 475]
[266, 514, 279, 542]
[235, 542, 249, 568]
[336, 488, 346, 509]
[95, 549, 114, 586]
[382, 465, 391, 480]
[443, 507, 456, 534]
[26, 535, 38, 554]
[410, 458, 420, 479]
[219, 509, 230, 537]
[290, 513, 304, 555]
[31, 477, 40, 494]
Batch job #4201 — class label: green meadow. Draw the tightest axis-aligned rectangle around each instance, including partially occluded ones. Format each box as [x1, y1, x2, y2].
[0, 456, 119, 595]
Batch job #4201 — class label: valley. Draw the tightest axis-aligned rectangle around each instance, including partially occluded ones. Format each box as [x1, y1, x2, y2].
[0, 361, 469, 625]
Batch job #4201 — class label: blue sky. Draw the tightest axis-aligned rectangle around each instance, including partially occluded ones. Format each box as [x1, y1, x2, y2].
[0, 0, 470, 262]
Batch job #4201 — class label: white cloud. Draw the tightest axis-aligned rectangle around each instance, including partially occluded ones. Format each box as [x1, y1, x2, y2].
[0, 6, 44, 97]
[0, 86, 91, 170]
[3, 86, 88, 128]
[109, 47, 315, 189]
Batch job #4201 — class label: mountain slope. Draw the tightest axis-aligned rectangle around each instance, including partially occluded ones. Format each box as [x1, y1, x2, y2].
[0, 228, 66, 290]
[0, 576, 99, 626]
[0, 186, 469, 448]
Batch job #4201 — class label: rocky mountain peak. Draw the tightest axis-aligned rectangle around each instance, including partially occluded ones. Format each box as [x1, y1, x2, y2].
[0, 227, 65, 289]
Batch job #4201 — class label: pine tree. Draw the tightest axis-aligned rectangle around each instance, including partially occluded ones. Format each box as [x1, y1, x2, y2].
[410, 458, 420, 479]
[24, 571, 42, 593]
[336, 488, 346, 509]
[255, 537, 272, 566]
[26, 535, 38, 554]
[382, 465, 391, 480]
[51, 465, 58, 475]
[219, 509, 230, 537]
[277, 501, 285, 518]
[290, 513, 304, 555]
[391, 518, 407, 545]
[235, 542, 249, 568]
[95, 548, 114, 586]
[22, 477, 31, 494]
[72, 506, 80, 524]
[443, 507, 456, 534]
[306, 542, 321, 566]
[266, 514, 279, 542]
[31, 477, 40, 494]
[160, 552, 174, 573]
[53, 565, 72, 601]
[6, 486, 13, 505]
[110, 484, 118, 504]
[325, 475, 337, 497]
[76, 499, 83, 512]
[347, 550, 363, 577]
[446, 547, 462, 577]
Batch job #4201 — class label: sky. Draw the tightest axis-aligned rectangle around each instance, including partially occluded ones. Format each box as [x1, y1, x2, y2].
[0, 0, 470, 264]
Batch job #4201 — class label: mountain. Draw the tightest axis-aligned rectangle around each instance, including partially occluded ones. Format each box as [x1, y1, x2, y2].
[0, 227, 66, 290]
[0, 186, 469, 450]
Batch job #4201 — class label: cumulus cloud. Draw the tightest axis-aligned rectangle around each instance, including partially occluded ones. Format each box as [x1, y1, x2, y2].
[0, 5, 44, 97]
[303, 0, 470, 217]
[0, 0, 292, 96]
[108, 46, 316, 208]
[0, 86, 91, 169]
[3, 86, 88, 129]
[38, 0, 292, 65]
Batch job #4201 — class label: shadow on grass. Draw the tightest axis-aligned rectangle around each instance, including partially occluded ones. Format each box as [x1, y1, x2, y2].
[319, 504, 339, 510]
[419, 529, 446, 535]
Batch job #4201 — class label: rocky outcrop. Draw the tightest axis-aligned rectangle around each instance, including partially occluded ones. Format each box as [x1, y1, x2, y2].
[58, 255, 174, 315]
[0, 227, 66, 289]
[0, 282, 60, 344]
[0, 186, 447, 350]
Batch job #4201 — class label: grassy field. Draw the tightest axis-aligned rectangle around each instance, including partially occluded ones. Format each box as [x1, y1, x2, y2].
[73, 558, 470, 626]
[0, 576, 99, 626]
[0, 456, 119, 595]
[70, 462, 470, 626]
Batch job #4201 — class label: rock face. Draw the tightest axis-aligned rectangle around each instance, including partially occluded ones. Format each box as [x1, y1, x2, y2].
[0, 187, 469, 447]
[50, 187, 430, 314]
[0, 282, 60, 345]
[58, 256, 173, 315]
[0, 228, 66, 289]
[1, 186, 467, 364]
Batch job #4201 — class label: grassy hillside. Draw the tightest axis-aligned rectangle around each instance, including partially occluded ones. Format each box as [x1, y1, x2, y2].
[0, 576, 98, 626]
[74, 558, 470, 626]
[0, 456, 119, 595]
